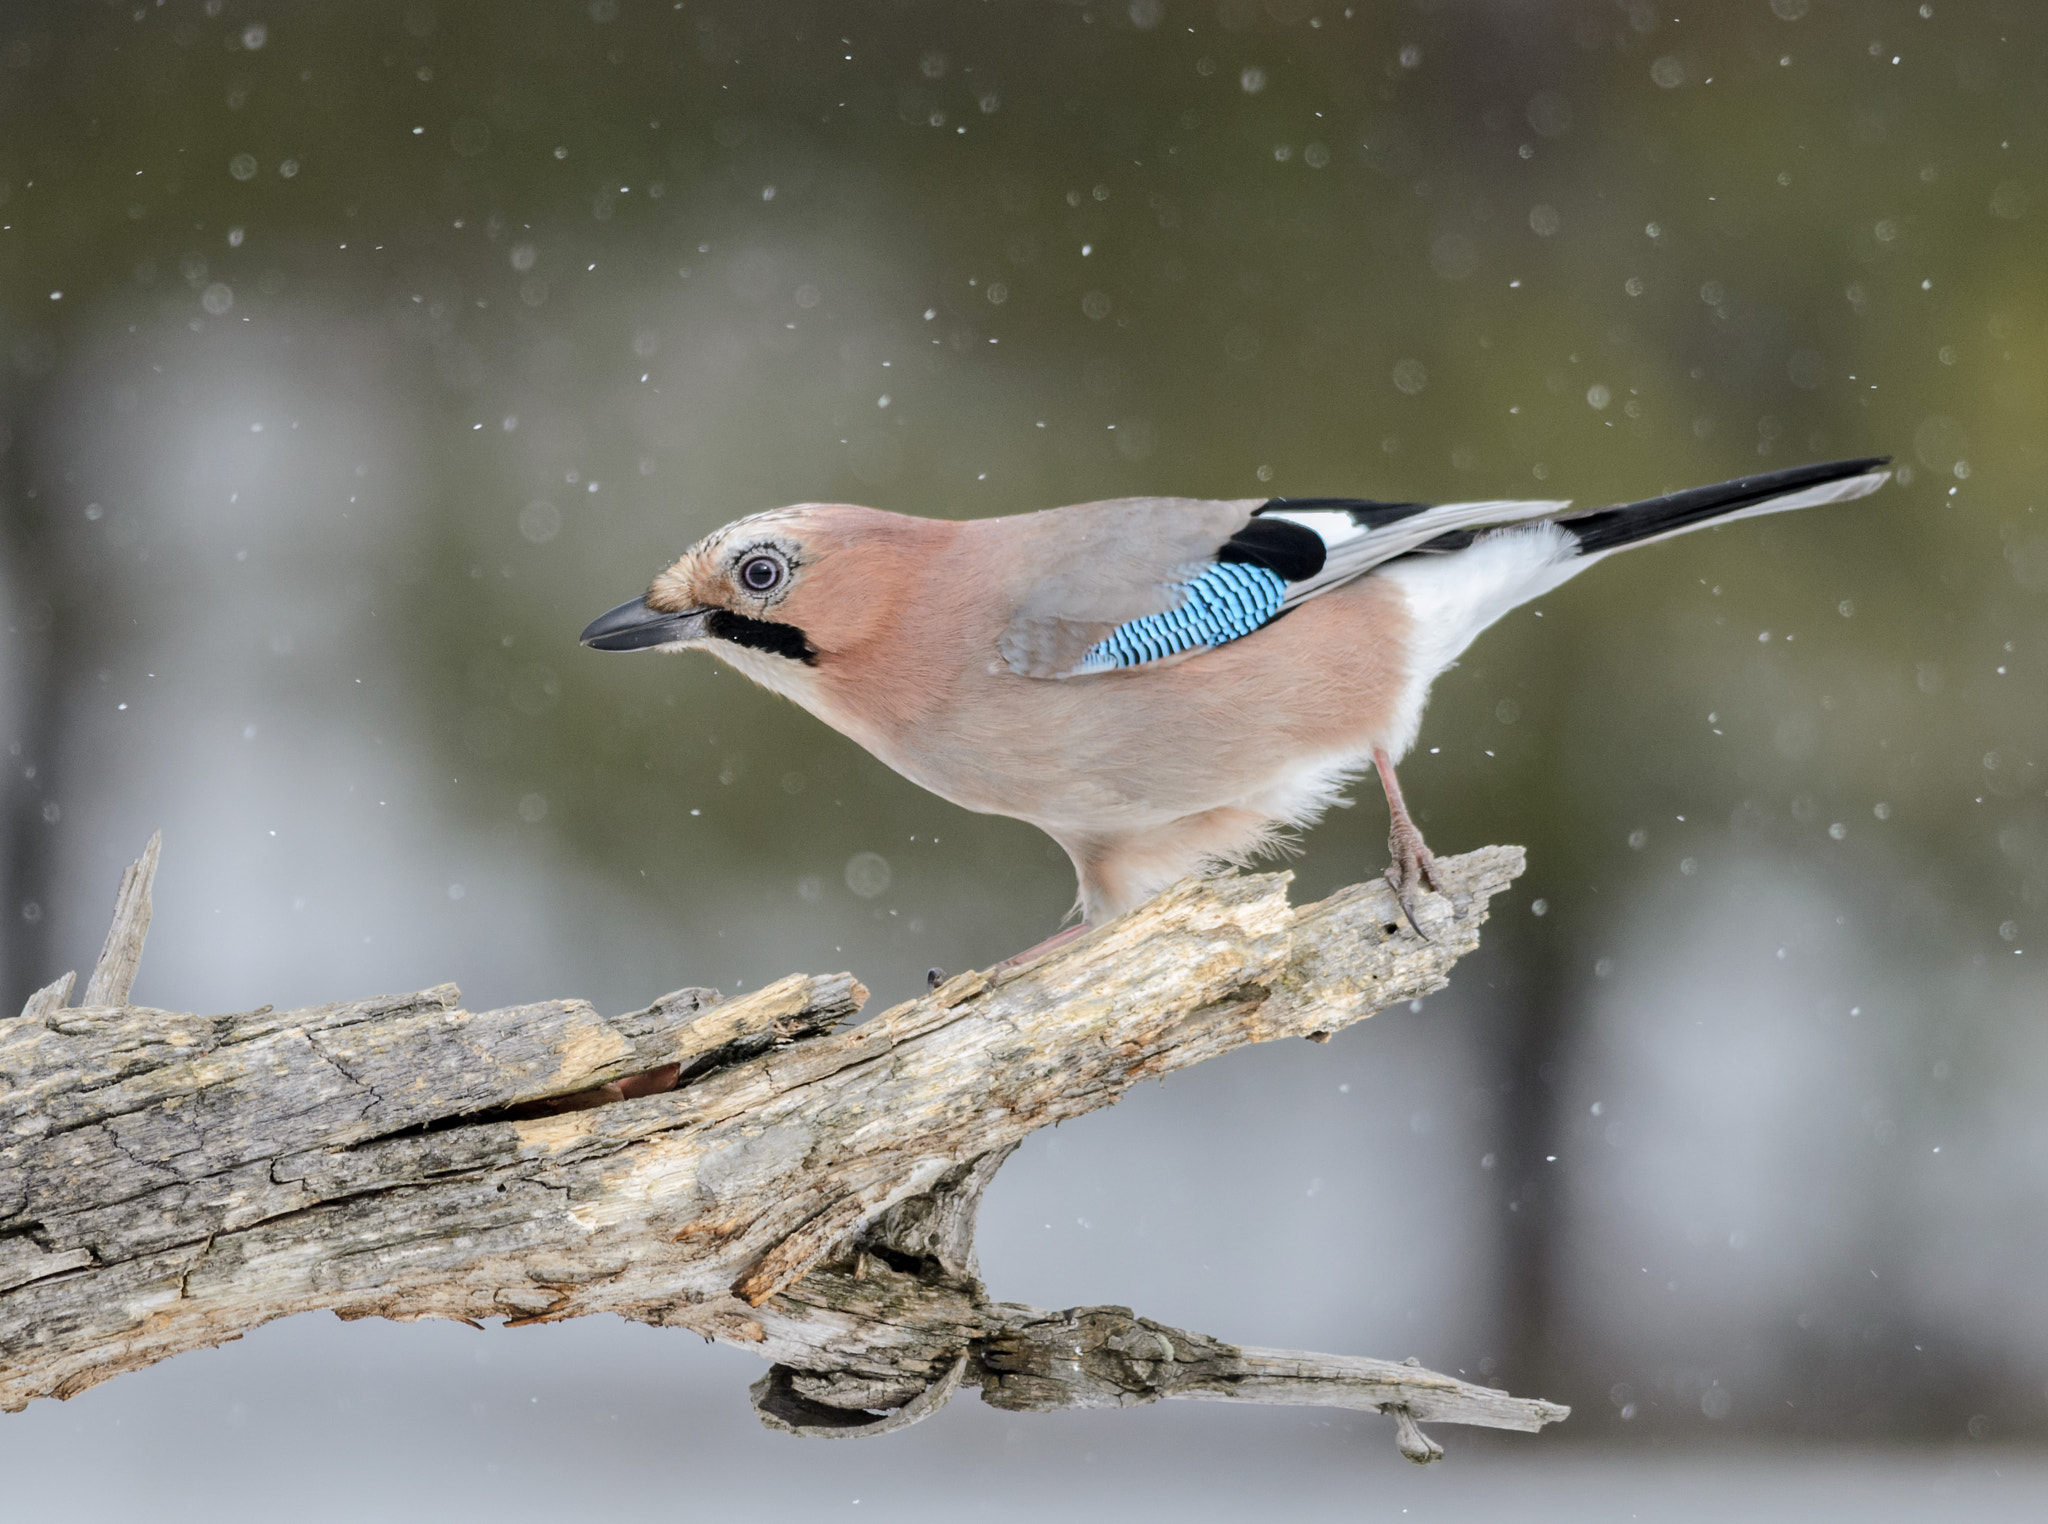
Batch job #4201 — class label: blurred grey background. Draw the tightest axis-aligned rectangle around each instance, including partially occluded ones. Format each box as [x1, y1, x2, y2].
[3, 1, 2046, 1518]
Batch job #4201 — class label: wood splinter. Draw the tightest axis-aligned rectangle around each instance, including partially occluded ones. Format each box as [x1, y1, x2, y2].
[0, 832, 1567, 1463]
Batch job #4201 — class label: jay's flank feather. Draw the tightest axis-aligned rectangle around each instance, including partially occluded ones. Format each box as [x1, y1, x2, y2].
[582, 458, 1890, 934]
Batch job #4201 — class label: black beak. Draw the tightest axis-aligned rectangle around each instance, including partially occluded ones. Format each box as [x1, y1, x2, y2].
[578, 597, 709, 651]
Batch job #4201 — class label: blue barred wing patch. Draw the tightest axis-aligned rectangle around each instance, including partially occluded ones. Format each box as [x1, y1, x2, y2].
[1072, 561, 1286, 674]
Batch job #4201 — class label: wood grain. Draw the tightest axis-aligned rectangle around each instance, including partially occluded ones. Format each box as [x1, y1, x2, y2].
[0, 837, 1563, 1461]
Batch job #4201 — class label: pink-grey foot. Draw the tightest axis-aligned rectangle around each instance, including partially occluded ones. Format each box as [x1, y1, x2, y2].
[521, 1061, 682, 1116]
[1374, 747, 1441, 939]
[993, 922, 1089, 972]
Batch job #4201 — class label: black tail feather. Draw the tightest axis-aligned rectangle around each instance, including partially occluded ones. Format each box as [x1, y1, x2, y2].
[1559, 457, 1890, 555]
[1255, 458, 1890, 562]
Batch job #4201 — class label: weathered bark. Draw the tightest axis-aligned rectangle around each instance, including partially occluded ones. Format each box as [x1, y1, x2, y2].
[0, 835, 1565, 1461]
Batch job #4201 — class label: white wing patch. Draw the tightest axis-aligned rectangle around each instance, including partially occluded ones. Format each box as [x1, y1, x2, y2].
[1258, 508, 1373, 547]
[1267, 498, 1574, 611]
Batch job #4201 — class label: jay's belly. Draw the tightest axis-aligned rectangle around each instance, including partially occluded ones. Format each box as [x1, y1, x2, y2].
[828, 573, 1418, 836]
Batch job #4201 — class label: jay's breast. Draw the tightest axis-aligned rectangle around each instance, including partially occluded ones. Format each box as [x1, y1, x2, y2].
[812, 575, 1414, 833]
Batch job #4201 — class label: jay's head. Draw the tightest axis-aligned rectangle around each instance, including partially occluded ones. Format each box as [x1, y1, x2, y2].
[579, 504, 929, 679]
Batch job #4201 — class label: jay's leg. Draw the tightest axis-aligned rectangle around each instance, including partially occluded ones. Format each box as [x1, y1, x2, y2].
[1375, 747, 1441, 936]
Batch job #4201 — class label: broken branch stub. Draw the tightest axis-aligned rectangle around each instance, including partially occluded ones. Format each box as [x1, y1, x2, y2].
[80, 829, 159, 1008]
[0, 834, 1565, 1461]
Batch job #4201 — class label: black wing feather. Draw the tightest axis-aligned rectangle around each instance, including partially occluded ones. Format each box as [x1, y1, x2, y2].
[1217, 517, 1327, 581]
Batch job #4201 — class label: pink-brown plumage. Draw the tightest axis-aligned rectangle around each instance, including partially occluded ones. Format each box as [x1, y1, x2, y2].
[590, 461, 1890, 932]
[638, 502, 1415, 923]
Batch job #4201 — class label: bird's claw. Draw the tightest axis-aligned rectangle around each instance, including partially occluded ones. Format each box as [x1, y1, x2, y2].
[1384, 825, 1442, 941]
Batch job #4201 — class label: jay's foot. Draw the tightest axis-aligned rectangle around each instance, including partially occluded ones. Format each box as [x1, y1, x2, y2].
[992, 923, 1088, 972]
[521, 1061, 682, 1116]
[1385, 820, 1441, 940]
[1373, 745, 1440, 940]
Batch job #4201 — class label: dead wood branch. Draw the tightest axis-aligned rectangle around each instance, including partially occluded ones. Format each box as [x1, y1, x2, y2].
[0, 834, 1564, 1461]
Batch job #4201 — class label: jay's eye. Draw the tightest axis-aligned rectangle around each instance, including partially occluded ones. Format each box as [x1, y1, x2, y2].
[738, 554, 785, 593]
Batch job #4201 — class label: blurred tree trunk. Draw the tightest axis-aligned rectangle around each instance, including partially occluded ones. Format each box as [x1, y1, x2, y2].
[1487, 681, 1587, 1407]
[0, 391, 64, 1018]
[1498, 897, 1574, 1397]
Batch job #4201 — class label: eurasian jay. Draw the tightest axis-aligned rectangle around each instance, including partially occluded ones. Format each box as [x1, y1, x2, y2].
[582, 457, 1889, 943]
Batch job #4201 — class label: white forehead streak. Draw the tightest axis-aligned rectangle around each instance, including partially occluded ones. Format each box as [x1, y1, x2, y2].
[695, 508, 807, 555]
